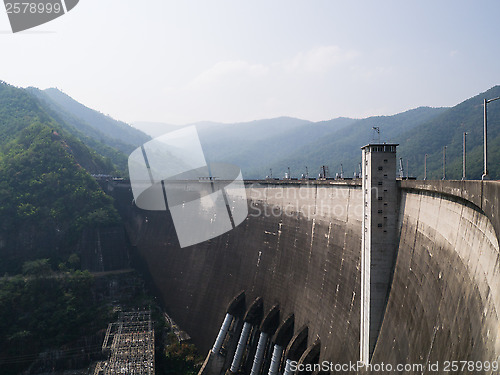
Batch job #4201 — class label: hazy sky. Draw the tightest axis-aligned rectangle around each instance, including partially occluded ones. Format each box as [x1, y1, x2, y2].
[1, 0, 499, 125]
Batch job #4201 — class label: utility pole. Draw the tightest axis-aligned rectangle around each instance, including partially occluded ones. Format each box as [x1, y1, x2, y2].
[462, 132, 467, 180]
[305, 166, 309, 178]
[424, 154, 428, 180]
[442, 146, 447, 180]
[482, 96, 500, 180]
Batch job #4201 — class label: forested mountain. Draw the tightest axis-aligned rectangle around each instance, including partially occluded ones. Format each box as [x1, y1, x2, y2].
[0, 83, 117, 175]
[142, 86, 497, 180]
[197, 116, 356, 177]
[263, 107, 447, 178]
[7, 81, 495, 183]
[159, 108, 444, 179]
[32, 88, 150, 151]
[27, 87, 150, 172]
[0, 81, 126, 373]
[397, 85, 500, 180]
[0, 81, 120, 274]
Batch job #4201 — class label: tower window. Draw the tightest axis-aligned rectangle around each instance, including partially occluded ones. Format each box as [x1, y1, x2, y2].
[378, 197, 383, 201]
[378, 166, 383, 171]
[384, 159, 388, 163]
[377, 223, 383, 227]
[378, 209, 383, 214]
[378, 181, 383, 186]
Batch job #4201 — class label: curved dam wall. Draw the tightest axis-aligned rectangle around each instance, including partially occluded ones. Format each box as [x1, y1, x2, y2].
[110, 179, 500, 372]
[373, 181, 500, 367]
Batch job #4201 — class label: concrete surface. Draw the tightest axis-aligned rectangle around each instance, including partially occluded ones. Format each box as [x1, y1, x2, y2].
[107, 178, 500, 374]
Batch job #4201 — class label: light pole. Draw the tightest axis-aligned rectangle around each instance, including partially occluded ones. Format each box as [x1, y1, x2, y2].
[482, 96, 500, 180]
[424, 154, 428, 180]
[442, 146, 447, 180]
[462, 132, 467, 180]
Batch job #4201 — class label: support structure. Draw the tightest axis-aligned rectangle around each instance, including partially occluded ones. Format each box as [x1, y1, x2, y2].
[361, 143, 399, 364]
[482, 96, 500, 180]
[97, 311, 155, 375]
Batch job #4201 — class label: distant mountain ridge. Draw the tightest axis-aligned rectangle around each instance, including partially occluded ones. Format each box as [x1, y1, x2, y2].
[132, 121, 183, 137]
[132, 86, 500, 180]
[0, 82, 117, 175]
[5, 80, 499, 181]
[27, 87, 151, 172]
[40, 88, 150, 150]
[268, 106, 448, 179]
[397, 85, 500, 180]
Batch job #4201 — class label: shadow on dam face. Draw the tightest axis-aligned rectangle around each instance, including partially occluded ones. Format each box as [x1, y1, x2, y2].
[109, 179, 500, 373]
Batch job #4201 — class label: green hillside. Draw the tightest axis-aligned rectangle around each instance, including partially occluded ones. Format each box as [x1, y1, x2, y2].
[265, 107, 447, 178]
[191, 107, 445, 179]
[197, 117, 356, 176]
[37, 88, 150, 151]
[192, 86, 500, 180]
[27, 87, 150, 172]
[0, 82, 118, 175]
[0, 81, 120, 274]
[398, 85, 500, 180]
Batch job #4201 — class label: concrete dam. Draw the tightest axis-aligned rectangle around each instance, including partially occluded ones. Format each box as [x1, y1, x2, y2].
[106, 145, 500, 374]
